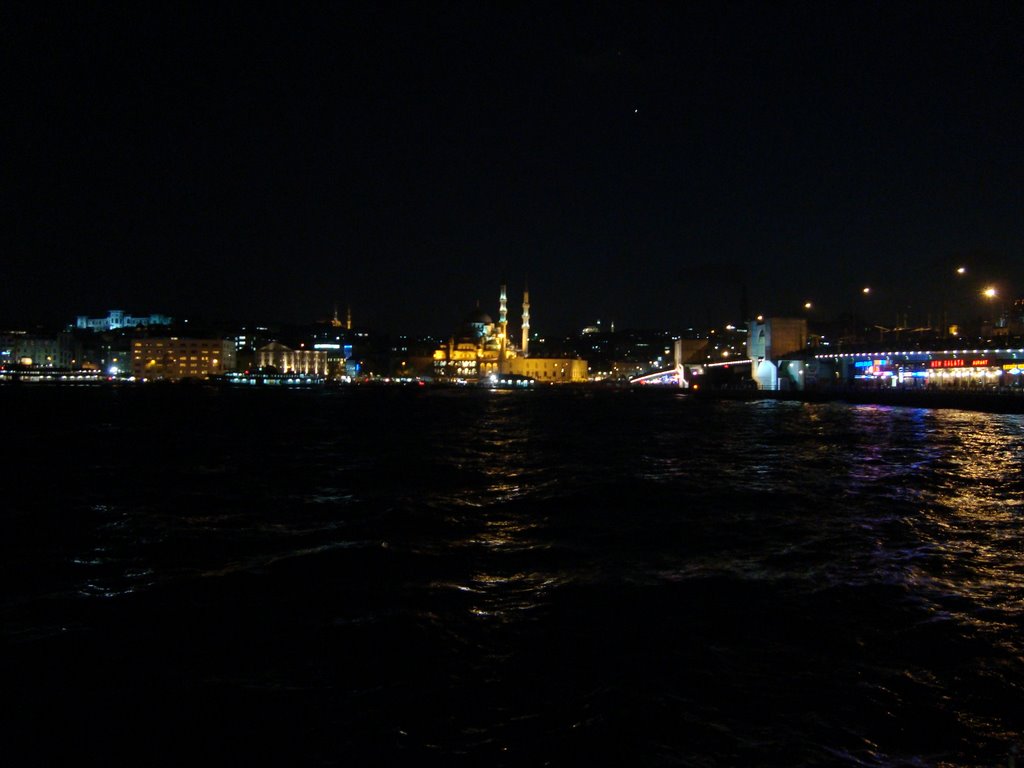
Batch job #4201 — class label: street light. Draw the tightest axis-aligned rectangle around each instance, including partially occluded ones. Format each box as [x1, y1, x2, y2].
[980, 286, 1002, 335]
[862, 286, 871, 295]
[956, 266, 967, 275]
[804, 301, 813, 310]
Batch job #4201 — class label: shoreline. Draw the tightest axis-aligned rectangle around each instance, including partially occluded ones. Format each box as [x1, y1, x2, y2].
[3, 378, 1024, 415]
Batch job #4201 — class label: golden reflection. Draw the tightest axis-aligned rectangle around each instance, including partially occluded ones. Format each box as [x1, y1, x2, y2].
[904, 411, 1024, 619]
[463, 570, 563, 622]
[458, 516, 541, 549]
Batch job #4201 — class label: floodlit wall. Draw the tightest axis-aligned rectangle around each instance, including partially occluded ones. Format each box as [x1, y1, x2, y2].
[508, 357, 588, 383]
[257, 342, 328, 375]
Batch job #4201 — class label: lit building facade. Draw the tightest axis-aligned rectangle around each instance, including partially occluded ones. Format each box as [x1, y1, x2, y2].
[132, 338, 235, 380]
[256, 342, 328, 376]
[11, 333, 80, 368]
[815, 347, 1024, 391]
[0, 332, 19, 365]
[508, 357, 588, 383]
[76, 310, 173, 331]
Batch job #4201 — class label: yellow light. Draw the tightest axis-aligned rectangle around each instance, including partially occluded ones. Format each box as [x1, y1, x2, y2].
[804, 302, 812, 309]
[983, 287, 997, 299]
[956, 266, 966, 275]
[862, 287, 871, 295]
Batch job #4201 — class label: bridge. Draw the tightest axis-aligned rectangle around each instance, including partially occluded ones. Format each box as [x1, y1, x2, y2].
[630, 358, 752, 387]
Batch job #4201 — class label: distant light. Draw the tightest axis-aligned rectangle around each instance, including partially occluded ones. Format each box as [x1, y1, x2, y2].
[983, 286, 997, 299]
[862, 287, 871, 295]
[956, 266, 967, 275]
[804, 302, 812, 309]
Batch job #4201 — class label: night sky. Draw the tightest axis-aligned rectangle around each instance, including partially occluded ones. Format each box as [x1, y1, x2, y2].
[5, 3, 1023, 335]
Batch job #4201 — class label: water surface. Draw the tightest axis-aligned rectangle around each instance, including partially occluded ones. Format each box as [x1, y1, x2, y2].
[2, 387, 1022, 766]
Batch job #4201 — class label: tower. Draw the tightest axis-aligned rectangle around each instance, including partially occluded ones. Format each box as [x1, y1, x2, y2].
[498, 283, 508, 361]
[346, 304, 352, 330]
[521, 282, 530, 356]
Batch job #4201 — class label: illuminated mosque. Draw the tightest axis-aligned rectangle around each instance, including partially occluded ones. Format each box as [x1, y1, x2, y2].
[433, 282, 588, 383]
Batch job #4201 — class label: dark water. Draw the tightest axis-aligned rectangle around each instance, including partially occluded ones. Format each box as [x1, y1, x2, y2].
[3, 387, 1022, 766]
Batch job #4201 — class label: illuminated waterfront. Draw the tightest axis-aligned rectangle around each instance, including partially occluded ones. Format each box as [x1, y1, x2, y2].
[2, 387, 1022, 766]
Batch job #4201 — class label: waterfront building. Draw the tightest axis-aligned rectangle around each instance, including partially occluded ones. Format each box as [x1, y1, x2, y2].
[507, 356, 588, 383]
[230, 325, 276, 372]
[0, 332, 18, 365]
[310, 308, 386, 377]
[79, 342, 131, 376]
[131, 338, 235, 381]
[76, 310, 173, 332]
[815, 347, 1024, 391]
[310, 341, 354, 378]
[9, 332, 80, 368]
[256, 342, 328, 376]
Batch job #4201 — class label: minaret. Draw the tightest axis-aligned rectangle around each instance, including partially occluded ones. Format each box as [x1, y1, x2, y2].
[521, 281, 530, 356]
[498, 283, 508, 361]
[346, 304, 352, 330]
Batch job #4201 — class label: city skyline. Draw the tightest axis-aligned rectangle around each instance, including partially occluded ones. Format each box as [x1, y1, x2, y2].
[12, 268, 1019, 341]
[5, 4, 1023, 333]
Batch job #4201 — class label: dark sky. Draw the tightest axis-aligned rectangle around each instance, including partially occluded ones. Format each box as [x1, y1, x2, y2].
[4, 3, 1023, 335]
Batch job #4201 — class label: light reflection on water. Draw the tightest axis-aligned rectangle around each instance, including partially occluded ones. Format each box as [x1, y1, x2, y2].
[3, 389, 1023, 766]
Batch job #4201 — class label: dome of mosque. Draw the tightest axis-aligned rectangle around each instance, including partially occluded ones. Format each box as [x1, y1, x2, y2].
[464, 308, 493, 325]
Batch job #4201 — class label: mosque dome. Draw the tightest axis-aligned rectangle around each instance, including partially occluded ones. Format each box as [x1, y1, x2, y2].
[464, 307, 493, 325]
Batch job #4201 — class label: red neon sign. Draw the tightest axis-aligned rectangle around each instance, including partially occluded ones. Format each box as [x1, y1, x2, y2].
[928, 358, 991, 369]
